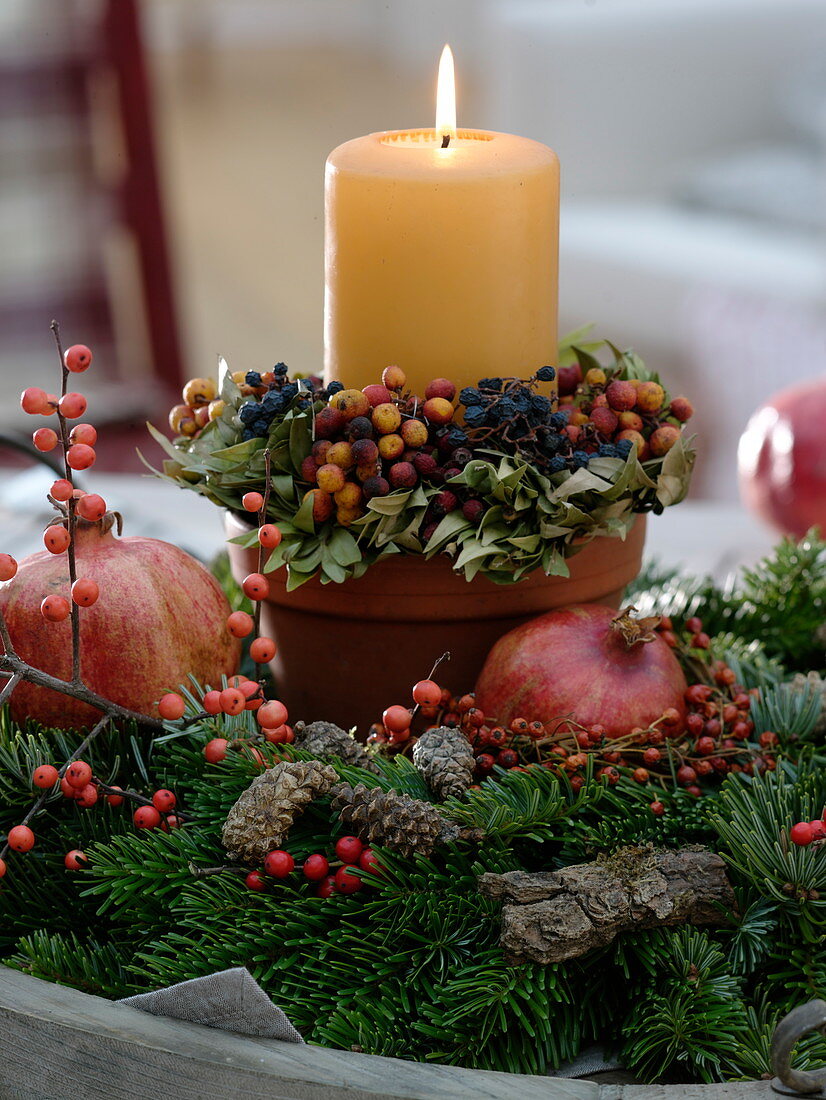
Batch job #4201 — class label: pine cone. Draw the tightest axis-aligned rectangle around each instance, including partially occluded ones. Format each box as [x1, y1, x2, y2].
[412, 726, 474, 801]
[222, 760, 338, 862]
[293, 720, 381, 774]
[330, 782, 463, 858]
[788, 671, 826, 737]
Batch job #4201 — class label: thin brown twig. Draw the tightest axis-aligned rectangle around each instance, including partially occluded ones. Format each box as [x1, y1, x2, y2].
[0, 608, 17, 658]
[50, 320, 81, 684]
[0, 673, 22, 707]
[253, 448, 272, 681]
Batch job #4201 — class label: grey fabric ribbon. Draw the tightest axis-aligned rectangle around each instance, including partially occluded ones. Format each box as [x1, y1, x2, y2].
[119, 967, 304, 1042]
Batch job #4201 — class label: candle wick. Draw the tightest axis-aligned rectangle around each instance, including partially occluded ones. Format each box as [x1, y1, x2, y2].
[441, 133, 450, 149]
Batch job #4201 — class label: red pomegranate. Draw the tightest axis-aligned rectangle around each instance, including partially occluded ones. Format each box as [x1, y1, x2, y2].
[475, 604, 687, 737]
[0, 514, 240, 729]
[738, 377, 826, 538]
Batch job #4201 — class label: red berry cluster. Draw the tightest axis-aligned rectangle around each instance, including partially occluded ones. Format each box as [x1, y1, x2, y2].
[244, 835, 380, 898]
[790, 818, 826, 847]
[557, 364, 693, 462]
[0, 758, 182, 880]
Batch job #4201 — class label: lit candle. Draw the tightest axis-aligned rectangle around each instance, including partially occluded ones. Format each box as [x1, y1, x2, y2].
[323, 46, 560, 396]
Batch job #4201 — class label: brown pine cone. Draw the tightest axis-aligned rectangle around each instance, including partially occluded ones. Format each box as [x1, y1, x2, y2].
[222, 759, 338, 863]
[293, 720, 381, 774]
[412, 726, 474, 801]
[330, 782, 463, 858]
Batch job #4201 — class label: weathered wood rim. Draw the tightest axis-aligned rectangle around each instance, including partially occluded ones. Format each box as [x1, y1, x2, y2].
[0, 966, 779, 1099]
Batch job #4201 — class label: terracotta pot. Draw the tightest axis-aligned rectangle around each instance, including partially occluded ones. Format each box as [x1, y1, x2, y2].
[225, 512, 647, 735]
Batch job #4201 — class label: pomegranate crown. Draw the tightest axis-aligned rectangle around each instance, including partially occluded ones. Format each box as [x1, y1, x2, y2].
[611, 606, 661, 647]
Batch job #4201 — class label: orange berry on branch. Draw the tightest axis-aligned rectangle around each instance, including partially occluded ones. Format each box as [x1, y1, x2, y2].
[158, 692, 186, 720]
[258, 524, 282, 549]
[41, 594, 70, 622]
[64, 850, 88, 870]
[0, 553, 17, 581]
[66, 443, 96, 470]
[239, 680, 263, 709]
[219, 687, 246, 716]
[76, 493, 107, 522]
[65, 760, 93, 788]
[43, 525, 70, 554]
[204, 738, 228, 763]
[382, 705, 411, 733]
[32, 764, 59, 789]
[257, 699, 288, 729]
[242, 573, 270, 601]
[58, 392, 87, 419]
[32, 428, 58, 452]
[7, 825, 35, 852]
[152, 789, 176, 812]
[412, 679, 441, 707]
[242, 491, 264, 512]
[134, 805, 162, 830]
[226, 610, 254, 638]
[250, 637, 277, 664]
[202, 690, 222, 715]
[63, 344, 92, 373]
[264, 724, 293, 744]
[69, 423, 97, 446]
[20, 386, 49, 414]
[106, 786, 125, 806]
[71, 578, 99, 607]
[76, 783, 98, 809]
[50, 479, 73, 502]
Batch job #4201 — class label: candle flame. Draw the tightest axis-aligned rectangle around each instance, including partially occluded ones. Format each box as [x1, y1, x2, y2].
[435, 44, 456, 143]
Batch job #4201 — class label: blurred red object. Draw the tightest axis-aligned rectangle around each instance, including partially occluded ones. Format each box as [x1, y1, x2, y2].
[738, 376, 826, 537]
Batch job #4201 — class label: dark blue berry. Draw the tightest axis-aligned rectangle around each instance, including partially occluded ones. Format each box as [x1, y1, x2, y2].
[478, 377, 503, 392]
[245, 371, 262, 387]
[446, 427, 468, 447]
[463, 406, 488, 428]
[326, 380, 345, 395]
[536, 365, 556, 382]
[598, 443, 618, 458]
[242, 428, 255, 441]
[239, 403, 259, 425]
[549, 411, 569, 430]
[549, 455, 567, 473]
[572, 450, 590, 469]
[616, 439, 634, 458]
[272, 362, 289, 377]
[459, 387, 484, 407]
[530, 394, 551, 417]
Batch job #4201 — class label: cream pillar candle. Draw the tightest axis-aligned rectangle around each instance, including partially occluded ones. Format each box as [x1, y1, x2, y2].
[323, 49, 559, 396]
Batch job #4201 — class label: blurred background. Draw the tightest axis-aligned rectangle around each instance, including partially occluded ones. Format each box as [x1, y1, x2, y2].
[1, 0, 825, 499]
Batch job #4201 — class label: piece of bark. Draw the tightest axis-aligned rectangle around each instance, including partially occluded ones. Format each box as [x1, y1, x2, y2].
[478, 846, 735, 964]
